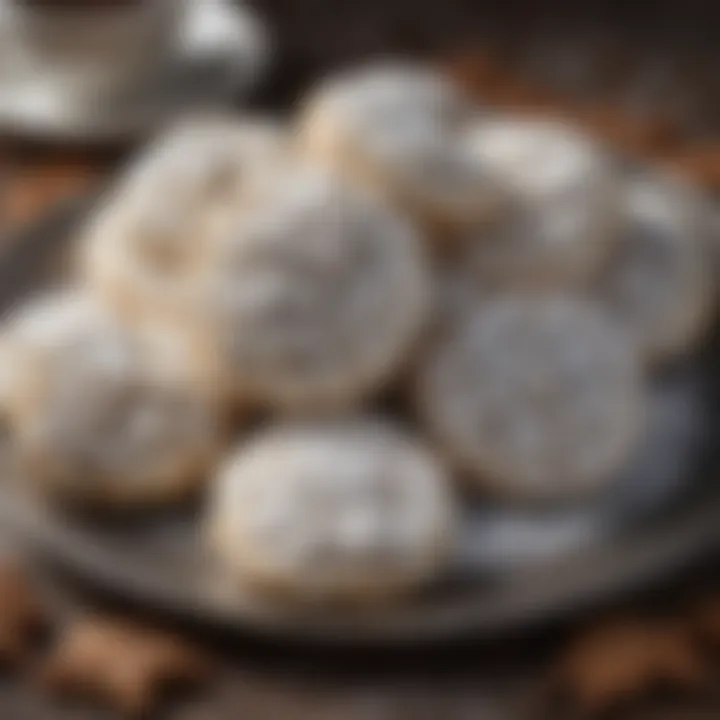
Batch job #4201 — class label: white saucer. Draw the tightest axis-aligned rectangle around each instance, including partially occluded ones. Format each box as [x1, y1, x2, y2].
[0, 0, 270, 143]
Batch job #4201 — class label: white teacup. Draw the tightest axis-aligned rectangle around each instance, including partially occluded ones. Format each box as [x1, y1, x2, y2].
[0, 0, 184, 97]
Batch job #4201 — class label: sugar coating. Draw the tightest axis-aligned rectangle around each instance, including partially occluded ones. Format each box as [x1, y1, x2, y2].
[299, 62, 502, 232]
[463, 118, 620, 288]
[203, 164, 431, 411]
[1, 292, 221, 507]
[596, 174, 714, 363]
[83, 116, 290, 322]
[207, 418, 456, 602]
[418, 296, 645, 501]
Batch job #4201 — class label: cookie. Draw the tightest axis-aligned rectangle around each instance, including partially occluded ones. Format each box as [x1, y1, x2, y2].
[82, 116, 290, 325]
[202, 164, 431, 411]
[595, 174, 714, 364]
[1, 292, 222, 507]
[206, 418, 456, 603]
[417, 296, 645, 502]
[299, 62, 502, 235]
[462, 118, 620, 288]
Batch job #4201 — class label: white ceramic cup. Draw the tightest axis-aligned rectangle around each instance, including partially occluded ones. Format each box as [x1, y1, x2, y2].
[0, 0, 185, 96]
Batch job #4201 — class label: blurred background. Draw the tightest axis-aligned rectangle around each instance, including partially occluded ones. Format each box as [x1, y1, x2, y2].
[4, 0, 720, 238]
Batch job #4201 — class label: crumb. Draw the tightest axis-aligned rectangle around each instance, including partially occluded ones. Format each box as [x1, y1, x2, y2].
[549, 617, 708, 716]
[0, 560, 48, 667]
[39, 617, 213, 716]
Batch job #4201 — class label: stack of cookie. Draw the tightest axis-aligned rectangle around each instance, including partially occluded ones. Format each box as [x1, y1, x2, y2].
[0, 62, 715, 606]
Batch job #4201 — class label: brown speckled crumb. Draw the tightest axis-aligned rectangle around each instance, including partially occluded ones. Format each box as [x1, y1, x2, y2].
[550, 617, 708, 716]
[0, 560, 48, 668]
[39, 617, 213, 716]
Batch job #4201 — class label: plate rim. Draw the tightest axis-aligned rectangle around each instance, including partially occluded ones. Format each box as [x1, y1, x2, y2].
[1, 483, 719, 645]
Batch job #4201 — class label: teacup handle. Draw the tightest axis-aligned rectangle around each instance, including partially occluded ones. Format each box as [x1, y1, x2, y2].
[175, 0, 270, 100]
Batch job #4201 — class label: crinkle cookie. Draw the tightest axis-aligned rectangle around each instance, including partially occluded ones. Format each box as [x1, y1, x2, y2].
[299, 62, 502, 234]
[417, 296, 645, 502]
[206, 418, 456, 604]
[462, 118, 620, 288]
[203, 164, 431, 411]
[596, 174, 715, 364]
[82, 116, 290, 323]
[0, 292, 222, 507]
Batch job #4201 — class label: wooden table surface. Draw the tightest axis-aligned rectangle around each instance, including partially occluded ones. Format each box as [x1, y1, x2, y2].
[0, 556, 718, 720]
[1, 141, 720, 720]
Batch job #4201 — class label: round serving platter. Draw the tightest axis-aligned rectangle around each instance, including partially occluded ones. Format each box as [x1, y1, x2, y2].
[0, 191, 719, 645]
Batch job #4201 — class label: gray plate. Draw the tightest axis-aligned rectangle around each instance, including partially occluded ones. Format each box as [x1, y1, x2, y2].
[0, 193, 719, 645]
